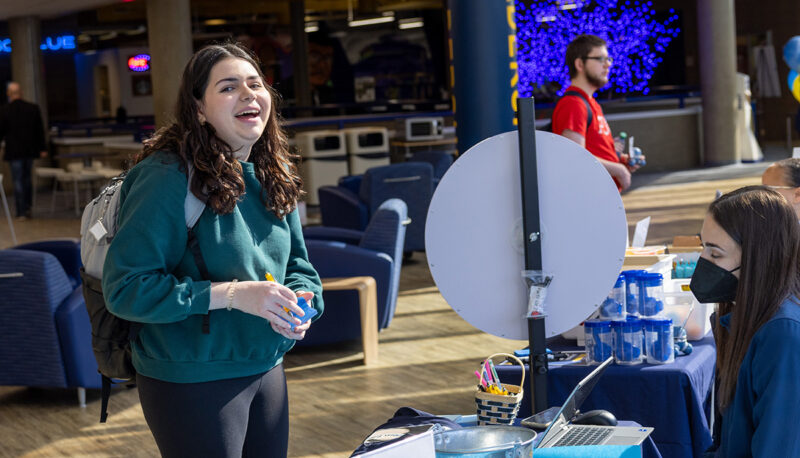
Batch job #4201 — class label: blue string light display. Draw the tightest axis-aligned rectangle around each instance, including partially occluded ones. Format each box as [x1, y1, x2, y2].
[515, 0, 681, 97]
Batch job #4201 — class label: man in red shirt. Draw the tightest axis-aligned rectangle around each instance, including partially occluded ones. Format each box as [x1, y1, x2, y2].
[552, 34, 641, 191]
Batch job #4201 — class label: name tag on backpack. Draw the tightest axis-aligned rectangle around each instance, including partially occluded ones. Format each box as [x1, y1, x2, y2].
[89, 220, 108, 241]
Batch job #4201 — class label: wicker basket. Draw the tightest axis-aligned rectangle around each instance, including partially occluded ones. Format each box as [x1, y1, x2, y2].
[474, 353, 525, 426]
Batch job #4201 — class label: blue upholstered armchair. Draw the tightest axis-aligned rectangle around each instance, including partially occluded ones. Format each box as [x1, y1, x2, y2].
[12, 238, 82, 288]
[317, 162, 432, 254]
[298, 198, 407, 346]
[0, 241, 99, 406]
[408, 150, 454, 187]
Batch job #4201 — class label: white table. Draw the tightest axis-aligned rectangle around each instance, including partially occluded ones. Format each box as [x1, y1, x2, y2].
[55, 170, 106, 216]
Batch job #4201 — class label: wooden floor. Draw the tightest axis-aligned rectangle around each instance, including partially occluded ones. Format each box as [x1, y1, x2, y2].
[0, 173, 761, 457]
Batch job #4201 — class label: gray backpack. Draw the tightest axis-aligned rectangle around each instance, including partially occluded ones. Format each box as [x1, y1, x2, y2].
[80, 171, 205, 277]
[78, 168, 205, 422]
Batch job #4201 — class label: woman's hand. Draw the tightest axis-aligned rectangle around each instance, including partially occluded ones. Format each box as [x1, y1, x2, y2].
[272, 290, 315, 340]
[211, 281, 316, 338]
[271, 319, 310, 340]
[295, 290, 315, 304]
[230, 280, 305, 330]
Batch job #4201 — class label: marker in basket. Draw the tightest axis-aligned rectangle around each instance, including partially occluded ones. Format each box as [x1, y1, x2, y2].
[474, 370, 487, 388]
[488, 360, 505, 391]
[483, 360, 494, 385]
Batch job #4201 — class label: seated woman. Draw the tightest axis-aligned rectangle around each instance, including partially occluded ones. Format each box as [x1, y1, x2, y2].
[690, 186, 800, 457]
[761, 157, 800, 219]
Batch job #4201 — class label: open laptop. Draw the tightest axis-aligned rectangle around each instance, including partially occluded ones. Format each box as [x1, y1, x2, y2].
[535, 357, 653, 448]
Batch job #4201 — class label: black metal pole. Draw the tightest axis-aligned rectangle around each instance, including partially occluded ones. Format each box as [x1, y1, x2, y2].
[516, 97, 549, 415]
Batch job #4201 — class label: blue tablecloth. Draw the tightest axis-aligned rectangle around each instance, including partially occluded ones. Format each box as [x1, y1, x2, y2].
[496, 334, 716, 458]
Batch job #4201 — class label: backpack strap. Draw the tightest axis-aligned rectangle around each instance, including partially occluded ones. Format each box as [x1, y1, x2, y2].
[562, 90, 593, 129]
[184, 163, 212, 334]
[184, 170, 205, 229]
[100, 375, 112, 423]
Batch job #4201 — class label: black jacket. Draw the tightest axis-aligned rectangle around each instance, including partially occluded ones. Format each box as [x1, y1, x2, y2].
[0, 99, 46, 161]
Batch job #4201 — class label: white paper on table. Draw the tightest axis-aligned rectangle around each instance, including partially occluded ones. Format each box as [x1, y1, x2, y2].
[631, 216, 651, 248]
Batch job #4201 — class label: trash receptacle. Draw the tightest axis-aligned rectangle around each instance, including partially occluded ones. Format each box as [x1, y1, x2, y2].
[295, 130, 348, 205]
[344, 127, 390, 175]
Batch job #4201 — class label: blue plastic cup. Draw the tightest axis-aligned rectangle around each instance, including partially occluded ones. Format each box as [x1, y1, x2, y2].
[621, 270, 647, 317]
[611, 318, 643, 365]
[643, 317, 674, 364]
[639, 272, 665, 317]
[584, 319, 613, 365]
[599, 274, 627, 321]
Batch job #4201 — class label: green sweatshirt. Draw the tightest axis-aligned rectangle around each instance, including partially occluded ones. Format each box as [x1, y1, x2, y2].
[102, 151, 323, 383]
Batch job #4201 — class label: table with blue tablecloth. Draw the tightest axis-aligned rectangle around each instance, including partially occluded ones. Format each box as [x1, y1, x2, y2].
[495, 334, 716, 458]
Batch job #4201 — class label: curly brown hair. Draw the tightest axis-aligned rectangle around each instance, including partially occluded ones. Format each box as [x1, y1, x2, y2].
[139, 42, 302, 218]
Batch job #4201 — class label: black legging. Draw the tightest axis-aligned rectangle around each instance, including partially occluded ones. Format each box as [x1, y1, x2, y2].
[136, 364, 289, 458]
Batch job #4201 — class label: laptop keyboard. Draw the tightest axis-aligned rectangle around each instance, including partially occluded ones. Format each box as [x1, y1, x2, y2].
[553, 426, 613, 447]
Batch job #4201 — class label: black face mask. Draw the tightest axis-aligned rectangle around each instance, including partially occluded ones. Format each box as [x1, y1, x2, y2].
[689, 257, 740, 303]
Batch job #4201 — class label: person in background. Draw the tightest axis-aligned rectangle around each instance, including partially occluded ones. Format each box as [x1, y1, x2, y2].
[761, 157, 800, 219]
[115, 105, 128, 124]
[690, 186, 800, 457]
[0, 81, 47, 220]
[102, 43, 323, 458]
[551, 34, 642, 191]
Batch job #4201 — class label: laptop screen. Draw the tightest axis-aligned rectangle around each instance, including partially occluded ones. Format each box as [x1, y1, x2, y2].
[535, 356, 614, 448]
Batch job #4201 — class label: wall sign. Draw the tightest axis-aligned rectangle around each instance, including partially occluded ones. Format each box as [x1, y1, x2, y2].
[39, 35, 76, 51]
[128, 54, 151, 72]
[0, 35, 76, 53]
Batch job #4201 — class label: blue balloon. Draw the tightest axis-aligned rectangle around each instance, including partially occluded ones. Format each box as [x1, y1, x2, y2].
[783, 36, 800, 71]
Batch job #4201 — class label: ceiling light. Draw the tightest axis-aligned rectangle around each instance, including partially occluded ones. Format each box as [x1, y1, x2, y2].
[398, 17, 424, 29]
[559, 3, 577, 10]
[305, 22, 319, 33]
[204, 19, 227, 26]
[98, 31, 117, 40]
[348, 16, 395, 27]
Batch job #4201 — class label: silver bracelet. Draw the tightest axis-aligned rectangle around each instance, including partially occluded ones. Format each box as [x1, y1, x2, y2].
[226, 279, 238, 311]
